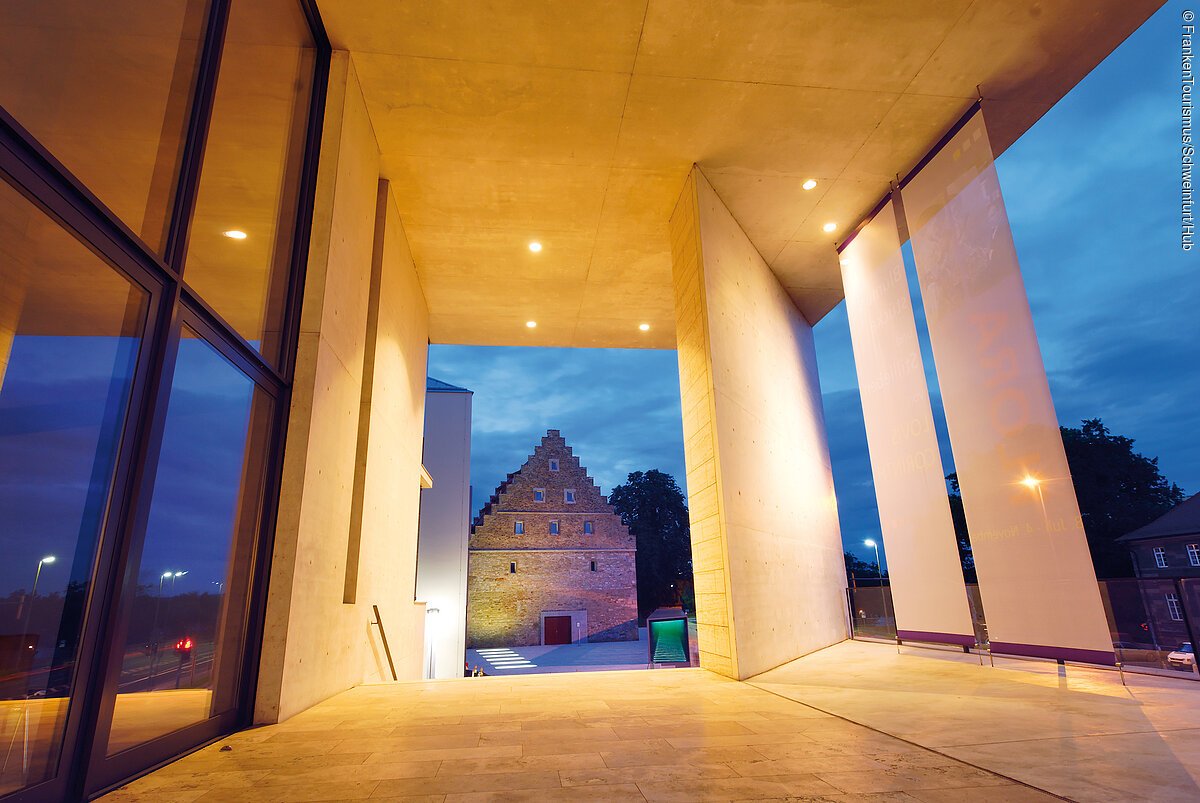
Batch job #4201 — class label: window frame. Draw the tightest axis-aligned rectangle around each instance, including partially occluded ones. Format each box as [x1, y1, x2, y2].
[1154, 546, 1168, 568]
[1188, 543, 1200, 567]
[565, 488, 576, 504]
[534, 488, 545, 502]
[1167, 593, 1183, 622]
[549, 459, 559, 471]
[584, 520, 593, 534]
[0, 0, 331, 797]
[549, 520, 560, 535]
[514, 519, 524, 535]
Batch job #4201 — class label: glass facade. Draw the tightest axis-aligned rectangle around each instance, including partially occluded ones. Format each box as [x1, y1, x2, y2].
[0, 0, 325, 797]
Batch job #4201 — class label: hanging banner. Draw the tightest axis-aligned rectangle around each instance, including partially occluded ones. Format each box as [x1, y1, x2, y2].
[840, 200, 975, 647]
[901, 110, 1114, 664]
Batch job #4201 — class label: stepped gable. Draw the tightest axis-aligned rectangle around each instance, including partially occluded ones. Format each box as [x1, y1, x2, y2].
[470, 429, 632, 550]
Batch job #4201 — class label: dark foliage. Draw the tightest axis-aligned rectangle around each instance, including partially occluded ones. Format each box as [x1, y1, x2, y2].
[609, 470, 693, 620]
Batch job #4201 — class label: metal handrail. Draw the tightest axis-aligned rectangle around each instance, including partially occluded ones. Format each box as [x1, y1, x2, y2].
[371, 604, 397, 681]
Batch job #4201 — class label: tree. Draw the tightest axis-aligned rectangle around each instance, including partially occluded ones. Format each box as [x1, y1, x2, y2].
[843, 552, 886, 585]
[609, 470, 693, 620]
[946, 418, 1186, 581]
[1060, 418, 1185, 577]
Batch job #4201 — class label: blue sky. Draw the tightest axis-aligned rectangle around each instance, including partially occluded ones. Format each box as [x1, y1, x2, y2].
[431, 1, 1199, 565]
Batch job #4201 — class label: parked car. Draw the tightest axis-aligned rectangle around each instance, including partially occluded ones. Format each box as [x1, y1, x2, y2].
[1167, 642, 1195, 669]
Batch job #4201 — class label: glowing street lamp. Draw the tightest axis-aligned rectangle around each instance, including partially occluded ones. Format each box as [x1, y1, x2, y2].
[31, 555, 56, 598]
[1020, 474, 1041, 490]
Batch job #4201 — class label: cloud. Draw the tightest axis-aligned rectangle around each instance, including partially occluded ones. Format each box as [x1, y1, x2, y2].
[428, 346, 687, 518]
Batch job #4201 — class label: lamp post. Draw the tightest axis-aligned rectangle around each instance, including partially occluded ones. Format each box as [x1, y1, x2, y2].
[148, 571, 178, 684]
[864, 539, 892, 632]
[20, 555, 56, 639]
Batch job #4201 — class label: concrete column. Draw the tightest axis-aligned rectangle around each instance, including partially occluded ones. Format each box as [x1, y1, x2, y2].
[839, 200, 975, 646]
[902, 110, 1113, 664]
[256, 53, 430, 724]
[670, 167, 847, 680]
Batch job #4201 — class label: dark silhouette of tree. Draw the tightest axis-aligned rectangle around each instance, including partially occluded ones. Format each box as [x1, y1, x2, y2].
[1060, 418, 1185, 577]
[946, 418, 1186, 580]
[843, 552, 887, 586]
[609, 470, 693, 620]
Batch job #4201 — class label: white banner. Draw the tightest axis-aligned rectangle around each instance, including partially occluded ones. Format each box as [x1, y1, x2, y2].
[901, 110, 1113, 663]
[840, 200, 975, 646]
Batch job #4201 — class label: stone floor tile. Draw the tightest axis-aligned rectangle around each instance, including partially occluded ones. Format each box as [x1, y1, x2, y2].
[559, 761, 739, 786]
[371, 770, 562, 796]
[442, 783, 646, 802]
[635, 776, 795, 801]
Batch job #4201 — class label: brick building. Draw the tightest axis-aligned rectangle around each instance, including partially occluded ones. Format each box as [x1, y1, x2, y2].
[467, 430, 638, 648]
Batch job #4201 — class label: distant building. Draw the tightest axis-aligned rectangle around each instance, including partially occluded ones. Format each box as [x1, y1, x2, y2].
[416, 377, 472, 679]
[1117, 493, 1200, 579]
[467, 430, 637, 648]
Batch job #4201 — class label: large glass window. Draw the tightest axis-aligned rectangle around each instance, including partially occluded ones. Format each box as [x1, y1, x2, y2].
[105, 328, 273, 755]
[0, 178, 147, 795]
[183, 0, 316, 362]
[0, 0, 210, 254]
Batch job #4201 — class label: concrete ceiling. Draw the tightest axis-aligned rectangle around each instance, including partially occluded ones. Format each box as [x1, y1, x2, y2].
[319, 0, 1162, 349]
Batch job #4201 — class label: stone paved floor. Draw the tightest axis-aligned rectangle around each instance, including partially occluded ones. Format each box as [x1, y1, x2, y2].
[753, 640, 1200, 802]
[100, 661, 1050, 802]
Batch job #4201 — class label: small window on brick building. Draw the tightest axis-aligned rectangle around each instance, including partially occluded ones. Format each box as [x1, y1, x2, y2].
[549, 459, 559, 471]
[1167, 592, 1183, 621]
[509, 562, 517, 574]
[514, 520, 524, 534]
[534, 488, 545, 502]
[584, 520, 594, 534]
[1154, 547, 1168, 568]
[549, 520, 560, 535]
[590, 560, 597, 572]
[1189, 543, 1200, 567]
[565, 489, 576, 504]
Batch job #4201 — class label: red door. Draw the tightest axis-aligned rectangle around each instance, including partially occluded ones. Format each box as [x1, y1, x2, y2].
[544, 615, 572, 645]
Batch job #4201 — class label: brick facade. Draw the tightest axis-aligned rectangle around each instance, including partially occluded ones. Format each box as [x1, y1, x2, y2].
[466, 430, 638, 647]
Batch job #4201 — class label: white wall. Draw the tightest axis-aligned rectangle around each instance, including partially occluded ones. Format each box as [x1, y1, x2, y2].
[671, 167, 847, 680]
[416, 387, 472, 679]
[255, 53, 429, 723]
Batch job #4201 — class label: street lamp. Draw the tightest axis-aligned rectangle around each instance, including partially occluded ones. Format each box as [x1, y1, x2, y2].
[20, 555, 56, 632]
[864, 539, 892, 630]
[32, 555, 56, 598]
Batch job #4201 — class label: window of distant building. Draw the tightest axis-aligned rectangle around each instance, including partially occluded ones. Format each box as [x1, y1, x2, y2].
[565, 489, 576, 504]
[549, 520, 560, 535]
[1189, 543, 1200, 567]
[1154, 547, 1168, 568]
[1167, 592, 1183, 621]
[549, 459, 559, 471]
[534, 488, 545, 502]
[590, 561, 597, 572]
[514, 520, 524, 535]
[584, 520, 594, 534]
[509, 562, 517, 574]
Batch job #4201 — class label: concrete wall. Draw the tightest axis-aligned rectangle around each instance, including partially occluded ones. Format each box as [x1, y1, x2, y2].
[670, 167, 847, 680]
[416, 387, 472, 679]
[256, 53, 429, 723]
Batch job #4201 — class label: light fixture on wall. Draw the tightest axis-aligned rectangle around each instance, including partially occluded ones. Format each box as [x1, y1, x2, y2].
[525, 320, 537, 328]
[1020, 474, 1041, 489]
[802, 179, 817, 190]
[528, 241, 542, 252]
[638, 323, 650, 331]
[222, 229, 248, 240]
[822, 222, 837, 233]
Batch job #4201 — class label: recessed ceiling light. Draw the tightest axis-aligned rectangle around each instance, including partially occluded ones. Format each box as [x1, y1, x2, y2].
[639, 323, 650, 331]
[802, 179, 817, 191]
[528, 241, 542, 253]
[822, 222, 837, 233]
[526, 320, 537, 328]
[223, 230, 247, 240]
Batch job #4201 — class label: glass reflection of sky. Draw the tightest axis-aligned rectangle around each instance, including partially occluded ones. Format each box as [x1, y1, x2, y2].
[0, 335, 253, 598]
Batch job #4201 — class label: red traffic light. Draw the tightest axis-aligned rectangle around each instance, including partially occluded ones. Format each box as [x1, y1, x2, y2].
[175, 637, 194, 652]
